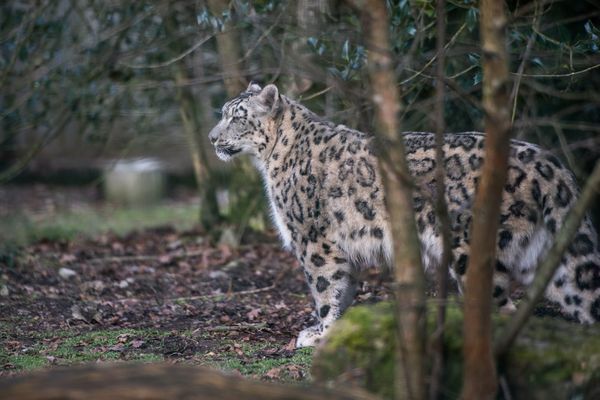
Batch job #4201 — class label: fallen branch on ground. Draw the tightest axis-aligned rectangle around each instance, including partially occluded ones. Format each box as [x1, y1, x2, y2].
[0, 362, 377, 400]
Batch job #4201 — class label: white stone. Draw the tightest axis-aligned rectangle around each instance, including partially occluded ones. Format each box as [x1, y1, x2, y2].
[59, 267, 77, 279]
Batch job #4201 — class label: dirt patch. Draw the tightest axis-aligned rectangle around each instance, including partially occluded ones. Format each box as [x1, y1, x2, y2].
[0, 208, 398, 382]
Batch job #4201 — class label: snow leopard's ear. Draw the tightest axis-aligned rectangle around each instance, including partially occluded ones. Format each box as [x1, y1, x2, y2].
[255, 84, 280, 114]
[246, 82, 262, 93]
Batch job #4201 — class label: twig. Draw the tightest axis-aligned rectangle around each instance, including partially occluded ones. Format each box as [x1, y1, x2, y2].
[514, 119, 600, 133]
[119, 35, 213, 69]
[110, 266, 288, 304]
[430, 1, 452, 399]
[510, 1, 540, 123]
[169, 284, 277, 303]
[86, 249, 206, 264]
[84, 243, 282, 265]
[195, 323, 268, 333]
[511, 63, 600, 78]
[495, 159, 600, 357]
[112, 283, 277, 304]
[400, 22, 467, 85]
[299, 86, 333, 102]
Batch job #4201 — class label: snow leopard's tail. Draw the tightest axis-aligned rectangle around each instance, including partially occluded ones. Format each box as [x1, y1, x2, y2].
[536, 154, 600, 323]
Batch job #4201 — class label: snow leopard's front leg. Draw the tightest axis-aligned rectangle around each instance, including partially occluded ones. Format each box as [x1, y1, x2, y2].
[296, 241, 357, 348]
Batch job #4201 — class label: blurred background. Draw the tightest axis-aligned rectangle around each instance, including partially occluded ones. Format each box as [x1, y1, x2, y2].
[1, 0, 599, 248]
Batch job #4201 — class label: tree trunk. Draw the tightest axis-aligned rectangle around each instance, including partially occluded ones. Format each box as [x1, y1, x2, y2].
[207, 0, 245, 97]
[285, 0, 330, 97]
[349, 1, 427, 399]
[0, 363, 378, 400]
[174, 66, 221, 228]
[461, 1, 511, 399]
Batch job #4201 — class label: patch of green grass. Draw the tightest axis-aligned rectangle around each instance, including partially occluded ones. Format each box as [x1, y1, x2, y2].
[3, 328, 170, 372]
[204, 341, 313, 380]
[0, 201, 199, 247]
[133, 353, 164, 363]
[9, 354, 49, 370]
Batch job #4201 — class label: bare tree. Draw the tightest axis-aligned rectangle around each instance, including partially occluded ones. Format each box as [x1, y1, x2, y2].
[461, 0, 511, 398]
[349, 1, 427, 399]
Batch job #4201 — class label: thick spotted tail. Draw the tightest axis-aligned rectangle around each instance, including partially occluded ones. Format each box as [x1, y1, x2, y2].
[536, 161, 600, 323]
[547, 217, 600, 323]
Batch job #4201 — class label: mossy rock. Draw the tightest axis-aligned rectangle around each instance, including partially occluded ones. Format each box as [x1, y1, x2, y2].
[312, 301, 600, 399]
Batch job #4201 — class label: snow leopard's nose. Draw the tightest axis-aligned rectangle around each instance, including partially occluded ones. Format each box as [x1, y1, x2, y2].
[208, 127, 219, 145]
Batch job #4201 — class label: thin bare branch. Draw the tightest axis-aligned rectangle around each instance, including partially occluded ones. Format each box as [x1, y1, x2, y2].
[429, 1, 452, 399]
[510, 1, 540, 123]
[511, 63, 600, 78]
[119, 35, 213, 69]
[400, 22, 467, 85]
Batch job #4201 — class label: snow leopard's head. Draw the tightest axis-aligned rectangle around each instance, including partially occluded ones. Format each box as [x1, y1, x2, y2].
[209, 83, 281, 161]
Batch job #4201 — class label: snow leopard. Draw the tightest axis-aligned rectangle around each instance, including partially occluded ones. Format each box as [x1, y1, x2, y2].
[208, 83, 600, 347]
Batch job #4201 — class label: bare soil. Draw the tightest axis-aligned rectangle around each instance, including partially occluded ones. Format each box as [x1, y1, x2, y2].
[0, 184, 390, 383]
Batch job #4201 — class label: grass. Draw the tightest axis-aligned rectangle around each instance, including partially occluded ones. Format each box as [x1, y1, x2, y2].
[1, 326, 313, 381]
[202, 340, 314, 380]
[1, 328, 170, 371]
[0, 201, 200, 248]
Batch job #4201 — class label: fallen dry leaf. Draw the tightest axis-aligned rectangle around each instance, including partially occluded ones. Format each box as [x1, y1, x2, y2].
[246, 307, 261, 321]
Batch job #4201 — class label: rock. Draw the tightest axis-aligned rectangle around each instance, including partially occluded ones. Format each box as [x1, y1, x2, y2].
[118, 280, 129, 289]
[0, 285, 8, 297]
[58, 267, 77, 279]
[208, 270, 229, 280]
[82, 280, 105, 292]
[103, 158, 166, 206]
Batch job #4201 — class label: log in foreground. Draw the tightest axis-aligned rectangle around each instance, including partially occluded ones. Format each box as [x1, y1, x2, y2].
[0, 363, 377, 400]
[312, 302, 600, 400]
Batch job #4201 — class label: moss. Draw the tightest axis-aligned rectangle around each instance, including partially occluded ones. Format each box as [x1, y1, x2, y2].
[312, 301, 600, 399]
[312, 302, 395, 398]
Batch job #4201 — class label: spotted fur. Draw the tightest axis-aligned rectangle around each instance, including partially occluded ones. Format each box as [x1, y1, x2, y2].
[209, 83, 600, 347]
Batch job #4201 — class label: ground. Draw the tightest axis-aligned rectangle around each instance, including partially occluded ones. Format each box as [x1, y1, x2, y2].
[0, 183, 389, 383]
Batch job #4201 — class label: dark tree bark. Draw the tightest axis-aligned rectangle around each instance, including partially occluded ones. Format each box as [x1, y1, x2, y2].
[348, 1, 427, 399]
[0, 363, 378, 400]
[461, 0, 511, 399]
